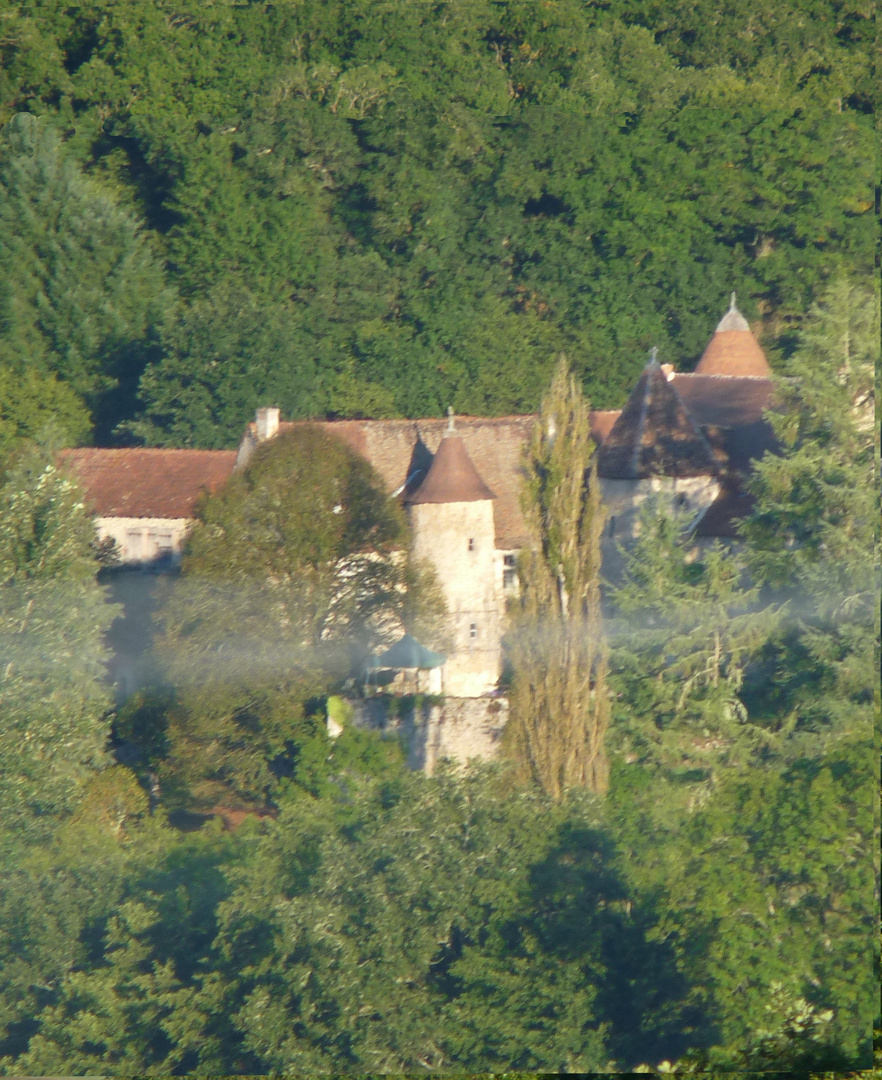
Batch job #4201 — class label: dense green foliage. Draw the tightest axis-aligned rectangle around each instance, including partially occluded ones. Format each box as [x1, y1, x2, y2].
[0, 114, 170, 441]
[506, 359, 610, 797]
[0, 2, 875, 1073]
[0, 444, 118, 838]
[0, 749, 873, 1074]
[609, 505, 779, 771]
[740, 277, 876, 748]
[149, 426, 418, 809]
[0, 0, 874, 447]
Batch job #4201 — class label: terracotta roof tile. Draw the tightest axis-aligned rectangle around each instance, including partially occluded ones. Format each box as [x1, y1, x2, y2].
[694, 300, 771, 378]
[406, 431, 496, 504]
[58, 448, 237, 519]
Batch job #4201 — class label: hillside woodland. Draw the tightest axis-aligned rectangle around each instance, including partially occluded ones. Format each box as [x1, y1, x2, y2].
[0, 0, 877, 1075]
[0, 0, 874, 446]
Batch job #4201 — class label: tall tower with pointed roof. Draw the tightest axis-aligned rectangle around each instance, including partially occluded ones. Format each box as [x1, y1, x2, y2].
[694, 294, 772, 377]
[597, 352, 723, 575]
[406, 414, 501, 697]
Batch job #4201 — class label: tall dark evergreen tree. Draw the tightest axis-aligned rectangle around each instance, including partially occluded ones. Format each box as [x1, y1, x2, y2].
[740, 276, 876, 742]
[608, 502, 777, 773]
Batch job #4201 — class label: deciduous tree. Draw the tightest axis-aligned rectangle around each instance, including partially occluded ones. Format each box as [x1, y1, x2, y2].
[0, 443, 117, 836]
[154, 426, 424, 807]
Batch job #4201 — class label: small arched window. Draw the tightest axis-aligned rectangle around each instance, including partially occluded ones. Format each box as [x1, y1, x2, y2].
[468, 537, 475, 552]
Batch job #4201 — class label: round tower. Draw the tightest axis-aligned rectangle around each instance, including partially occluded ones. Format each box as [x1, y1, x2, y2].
[406, 414, 501, 697]
[694, 293, 771, 377]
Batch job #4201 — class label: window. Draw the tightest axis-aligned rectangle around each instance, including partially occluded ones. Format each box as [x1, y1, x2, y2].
[152, 532, 174, 567]
[467, 537, 475, 552]
[125, 530, 144, 561]
[469, 623, 478, 641]
[503, 553, 517, 590]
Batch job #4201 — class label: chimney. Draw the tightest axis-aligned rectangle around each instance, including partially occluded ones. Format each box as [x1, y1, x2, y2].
[661, 363, 675, 380]
[255, 407, 280, 441]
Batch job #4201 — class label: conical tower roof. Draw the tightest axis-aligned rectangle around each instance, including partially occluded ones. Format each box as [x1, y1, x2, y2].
[598, 351, 719, 479]
[695, 294, 771, 377]
[406, 415, 496, 504]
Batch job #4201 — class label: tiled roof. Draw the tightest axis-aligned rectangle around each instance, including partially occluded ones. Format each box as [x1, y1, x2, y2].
[590, 410, 621, 441]
[694, 485, 756, 538]
[671, 373, 773, 427]
[58, 448, 237, 519]
[597, 361, 720, 480]
[671, 375, 778, 475]
[406, 430, 496, 504]
[241, 415, 536, 547]
[694, 300, 771, 378]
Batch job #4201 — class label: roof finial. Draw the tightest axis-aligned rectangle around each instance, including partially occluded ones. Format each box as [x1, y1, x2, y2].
[446, 406, 456, 433]
[730, 291, 737, 311]
[649, 345, 659, 366]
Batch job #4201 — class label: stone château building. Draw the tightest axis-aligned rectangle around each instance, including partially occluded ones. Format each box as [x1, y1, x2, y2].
[62, 297, 777, 711]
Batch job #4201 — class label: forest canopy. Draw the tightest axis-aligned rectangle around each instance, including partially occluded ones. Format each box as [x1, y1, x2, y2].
[0, 0, 874, 446]
[0, 2, 876, 1074]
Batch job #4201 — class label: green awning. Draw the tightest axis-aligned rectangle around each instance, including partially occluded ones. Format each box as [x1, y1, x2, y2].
[370, 634, 446, 670]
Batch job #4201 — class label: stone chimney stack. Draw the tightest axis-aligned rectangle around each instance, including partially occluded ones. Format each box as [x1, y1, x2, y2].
[255, 407, 280, 442]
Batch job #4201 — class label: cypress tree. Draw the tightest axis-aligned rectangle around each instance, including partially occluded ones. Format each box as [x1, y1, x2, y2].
[506, 357, 610, 798]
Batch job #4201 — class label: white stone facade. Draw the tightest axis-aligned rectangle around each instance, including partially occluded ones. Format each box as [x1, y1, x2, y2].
[94, 516, 191, 565]
[409, 498, 503, 698]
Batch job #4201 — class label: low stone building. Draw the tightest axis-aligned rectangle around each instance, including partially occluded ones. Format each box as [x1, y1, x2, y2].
[58, 447, 236, 565]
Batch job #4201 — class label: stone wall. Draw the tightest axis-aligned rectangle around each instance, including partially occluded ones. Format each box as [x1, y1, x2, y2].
[599, 475, 721, 582]
[95, 515, 192, 565]
[409, 499, 502, 697]
[345, 695, 509, 774]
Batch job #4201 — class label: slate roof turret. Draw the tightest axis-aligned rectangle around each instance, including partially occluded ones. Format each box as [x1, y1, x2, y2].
[597, 351, 720, 479]
[694, 294, 772, 378]
[406, 412, 496, 504]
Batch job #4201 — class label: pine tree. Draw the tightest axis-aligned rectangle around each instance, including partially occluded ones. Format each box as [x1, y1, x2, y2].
[739, 276, 876, 742]
[505, 358, 610, 798]
[608, 502, 778, 773]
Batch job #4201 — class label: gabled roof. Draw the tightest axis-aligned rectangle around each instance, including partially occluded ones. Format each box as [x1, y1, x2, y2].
[406, 425, 496, 505]
[58, 448, 237, 518]
[597, 358, 719, 479]
[694, 295, 772, 378]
